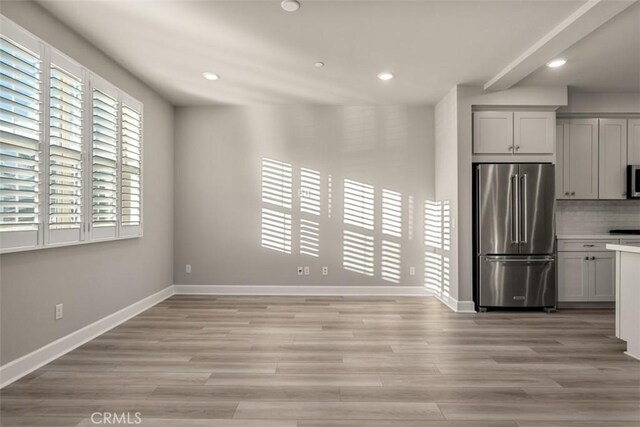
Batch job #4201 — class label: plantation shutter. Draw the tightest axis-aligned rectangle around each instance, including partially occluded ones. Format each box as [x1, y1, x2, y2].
[120, 95, 142, 237]
[90, 76, 119, 240]
[47, 52, 84, 245]
[0, 26, 42, 252]
[1, 17, 144, 253]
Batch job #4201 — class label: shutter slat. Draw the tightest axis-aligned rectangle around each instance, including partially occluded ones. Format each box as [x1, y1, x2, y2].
[92, 88, 118, 228]
[49, 61, 83, 230]
[0, 88, 40, 110]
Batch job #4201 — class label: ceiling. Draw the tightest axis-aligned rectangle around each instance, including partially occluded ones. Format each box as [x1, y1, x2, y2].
[33, 0, 634, 105]
[519, 1, 640, 93]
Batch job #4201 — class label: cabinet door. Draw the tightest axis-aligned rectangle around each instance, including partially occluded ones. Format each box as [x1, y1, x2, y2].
[589, 251, 615, 302]
[558, 252, 589, 302]
[599, 119, 627, 199]
[514, 111, 555, 154]
[556, 120, 568, 199]
[473, 111, 514, 154]
[629, 119, 640, 165]
[565, 119, 599, 199]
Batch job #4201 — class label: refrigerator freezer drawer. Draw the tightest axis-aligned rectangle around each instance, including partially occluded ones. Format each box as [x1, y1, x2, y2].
[479, 255, 555, 308]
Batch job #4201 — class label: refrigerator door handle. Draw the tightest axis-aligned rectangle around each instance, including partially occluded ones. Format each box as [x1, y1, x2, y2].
[520, 173, 528, 244]
[511, 174, 519, 244]
[485, 256, 555, 263]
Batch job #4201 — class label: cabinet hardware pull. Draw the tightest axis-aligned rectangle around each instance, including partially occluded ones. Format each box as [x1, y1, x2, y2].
[571, 192, 575, 196]
[508, 146, 513, 151]
[515, 145, 520, 151]
[585, 256, 589, 260]
[591, 256, 596, 260]
[583, 244, 594, 247]
[564, 192, 569, 196]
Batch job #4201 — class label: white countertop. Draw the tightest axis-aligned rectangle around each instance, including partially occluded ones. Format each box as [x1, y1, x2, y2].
[557, 234, 640, 240]
[606, 244, 640, 254]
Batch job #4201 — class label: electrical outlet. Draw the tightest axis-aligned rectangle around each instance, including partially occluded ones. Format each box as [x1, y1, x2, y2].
[409, 266, 415, 276]
[297, 266, 304, 275]
[322, 266, 329, 275]
[304, 266, 310, 275]
[186, 264, 192, 274]
[55, 303, 63, 320]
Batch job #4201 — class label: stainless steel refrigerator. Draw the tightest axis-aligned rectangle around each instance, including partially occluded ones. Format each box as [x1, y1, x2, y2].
[474, 163, 556, 311]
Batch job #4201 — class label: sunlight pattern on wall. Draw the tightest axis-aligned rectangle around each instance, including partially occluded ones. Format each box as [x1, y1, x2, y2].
[261, 158, 293, 254]
[261, 158, 292, 209]
[424, 199, 451, 297]
[424, 251, 443, 296]
[327, 174, 332, 219]
[442, 255, 451, 297]
[343, 179, 374, 230]
[343, 230, 374, 276]
[443, 200, 451, 251]
[424, 200, 443, 249]
[382, 189, 402, 237]
[408, 196, 414, 241]
[261, 208, 291, 254]
[298, 167, 321, 257]
[300, 168, 321, 215]
[381, 240, 401, 283]
[380, 189, 403, 283]
[300, 218, 320, 257]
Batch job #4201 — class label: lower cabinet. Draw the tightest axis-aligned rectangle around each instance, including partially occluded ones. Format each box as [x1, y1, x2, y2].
[558, 251, 615, 302]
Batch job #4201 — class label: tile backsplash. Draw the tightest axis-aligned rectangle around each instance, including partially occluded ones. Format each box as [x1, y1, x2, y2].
[557, 200, 640, 235]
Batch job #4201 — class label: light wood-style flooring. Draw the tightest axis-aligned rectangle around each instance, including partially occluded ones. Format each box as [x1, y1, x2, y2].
[1, 296, 639, 426]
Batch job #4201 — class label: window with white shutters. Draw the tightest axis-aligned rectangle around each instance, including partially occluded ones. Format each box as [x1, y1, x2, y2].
[1, 17, 144, 253]
[120, 101, 142, 235]
[48, 57, 84, 244]
[91, 82, 118, 239]
[0, 30, 42, 251]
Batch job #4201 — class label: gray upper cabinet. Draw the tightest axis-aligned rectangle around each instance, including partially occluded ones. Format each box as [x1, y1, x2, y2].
[473, 111, 554, 155]
[473, 111, 514, 154]
[560, 119, 599, 200]
[599, 119, 627, 199]
[629, 119, 640, 165]
[557, 118, 636, 200]
[514, 111, 555, 154]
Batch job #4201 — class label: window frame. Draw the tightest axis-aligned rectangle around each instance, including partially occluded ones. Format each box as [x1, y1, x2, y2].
[0, 16, 143, 254]
[0, 18, 44, 253]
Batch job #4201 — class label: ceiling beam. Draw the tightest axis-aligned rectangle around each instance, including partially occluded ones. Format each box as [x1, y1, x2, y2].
[484, 0, 637, 91]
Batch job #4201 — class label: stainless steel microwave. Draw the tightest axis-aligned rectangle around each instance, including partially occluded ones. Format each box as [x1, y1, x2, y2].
[629, 165, 640, 199]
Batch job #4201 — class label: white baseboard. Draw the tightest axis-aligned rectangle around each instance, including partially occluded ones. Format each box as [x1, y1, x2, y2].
[0, 285, 174, 389]
[173, 284, 431, 296]
[432, 292, 476, 313]
[624, 351, 640, 361]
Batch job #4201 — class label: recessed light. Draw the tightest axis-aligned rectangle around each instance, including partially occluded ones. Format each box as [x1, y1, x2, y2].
[377, 72, 394, 81]
[547, 59, 566, 68]
[281, 0, 300, 12]
[314, 61, 325, 68]
[202, 72, 220, 81]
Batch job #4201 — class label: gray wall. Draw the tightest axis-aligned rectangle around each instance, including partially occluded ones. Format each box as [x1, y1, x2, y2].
[0, 1, 174, 364]
[174, 106, 434, 287]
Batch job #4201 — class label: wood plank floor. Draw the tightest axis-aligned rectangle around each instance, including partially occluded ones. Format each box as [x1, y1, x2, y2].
[1, 296, 639, 426]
